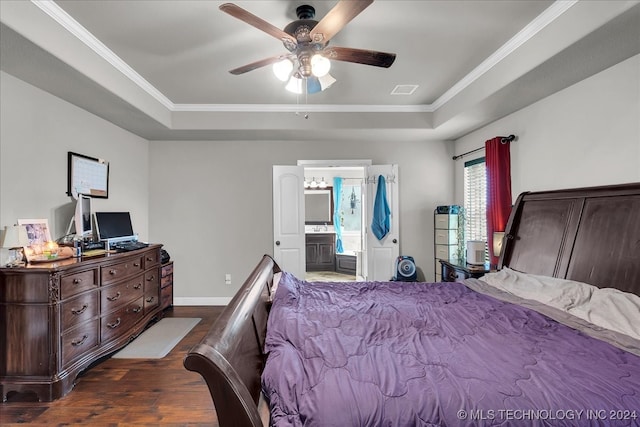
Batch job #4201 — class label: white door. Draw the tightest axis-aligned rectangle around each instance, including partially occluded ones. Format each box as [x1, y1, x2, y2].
[365, 164, 399, 281]
[273, 165, 305, 278]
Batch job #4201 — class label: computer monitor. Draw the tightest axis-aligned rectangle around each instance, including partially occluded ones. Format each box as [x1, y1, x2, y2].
[94, 212, 135, 241]
[74, 194, 93, 238]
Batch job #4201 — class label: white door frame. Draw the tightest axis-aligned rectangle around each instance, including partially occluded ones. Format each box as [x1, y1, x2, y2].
[273, 160, 400, 281]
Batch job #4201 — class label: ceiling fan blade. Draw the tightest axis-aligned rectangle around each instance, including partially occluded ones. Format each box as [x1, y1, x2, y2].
[325, 46, 396, 68]
[310, 0, 373, 43]
[220, 3, 297, 45]
[229, 55, 289, 75]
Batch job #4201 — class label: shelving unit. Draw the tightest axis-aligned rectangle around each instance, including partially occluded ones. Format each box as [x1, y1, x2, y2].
[434, 206, 463, 281]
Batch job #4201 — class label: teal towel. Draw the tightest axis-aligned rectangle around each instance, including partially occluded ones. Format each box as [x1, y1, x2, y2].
[371, 175, 390, 240]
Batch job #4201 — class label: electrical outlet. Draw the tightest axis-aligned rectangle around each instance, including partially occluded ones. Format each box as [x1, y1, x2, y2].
[225, 274, 231, 285]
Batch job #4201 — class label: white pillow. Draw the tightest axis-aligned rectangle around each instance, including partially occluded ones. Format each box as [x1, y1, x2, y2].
[568, 287, 640, 341]
[481, 268, 640, 341]
[481, 267, 594, 310]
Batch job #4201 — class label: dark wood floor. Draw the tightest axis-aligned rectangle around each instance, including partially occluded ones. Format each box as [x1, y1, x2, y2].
[0, 306, 225, 427]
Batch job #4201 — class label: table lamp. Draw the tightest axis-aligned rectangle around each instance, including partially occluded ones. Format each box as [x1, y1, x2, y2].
[1, 225, 29, 267]
[493, 231, 505, 258]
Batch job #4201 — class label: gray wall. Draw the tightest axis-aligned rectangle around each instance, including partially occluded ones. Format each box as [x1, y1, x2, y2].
[453, 54, 640, 204]
[148, 139, 454, 304]
[0, 71, 150, 254]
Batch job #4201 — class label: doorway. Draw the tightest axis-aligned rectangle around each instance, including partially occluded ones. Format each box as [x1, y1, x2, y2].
[303, 166, 365, 281]
[272, 162, 399, 281]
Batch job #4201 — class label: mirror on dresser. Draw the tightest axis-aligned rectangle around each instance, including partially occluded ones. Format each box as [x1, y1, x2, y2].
[305, 188, 334, 225]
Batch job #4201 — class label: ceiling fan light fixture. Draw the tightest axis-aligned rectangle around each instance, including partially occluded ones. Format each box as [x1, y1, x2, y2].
[285, 75, 304, 94]
[273, 58, 294, 81]
[311, 54, 331, 77]
[318, 73, 336, 91]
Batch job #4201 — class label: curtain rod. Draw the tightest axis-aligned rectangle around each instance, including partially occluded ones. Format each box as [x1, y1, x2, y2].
[452, 134, 516, 160]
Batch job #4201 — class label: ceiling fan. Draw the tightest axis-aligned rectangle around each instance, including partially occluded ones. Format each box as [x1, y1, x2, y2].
[219, 0, 396, 93]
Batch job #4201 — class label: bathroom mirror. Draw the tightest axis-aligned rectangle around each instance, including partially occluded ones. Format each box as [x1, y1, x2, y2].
[305, 188, 333, 225]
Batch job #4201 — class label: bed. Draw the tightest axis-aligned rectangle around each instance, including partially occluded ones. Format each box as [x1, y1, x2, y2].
[184, 183, 640, 426]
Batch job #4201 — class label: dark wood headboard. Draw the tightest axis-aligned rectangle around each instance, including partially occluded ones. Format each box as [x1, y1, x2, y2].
[499, 182, 640, 296]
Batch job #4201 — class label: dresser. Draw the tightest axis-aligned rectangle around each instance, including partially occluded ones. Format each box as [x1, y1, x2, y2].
[0, 244, 162, 402]
[434, 206, 463, 281]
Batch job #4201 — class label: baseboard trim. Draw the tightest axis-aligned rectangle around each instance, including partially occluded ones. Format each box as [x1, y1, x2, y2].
[173, 297, 231, 306]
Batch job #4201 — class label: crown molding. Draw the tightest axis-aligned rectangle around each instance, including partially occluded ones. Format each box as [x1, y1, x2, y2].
[431, 0, 578, 110]
[172, 103, 433, 113]
[31, 0, 175, 110]
[31, 0, 574, 115]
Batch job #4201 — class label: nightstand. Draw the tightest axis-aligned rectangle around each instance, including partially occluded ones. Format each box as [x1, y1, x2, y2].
[160, 261, 174, 310]
[439, 259, 490, 282]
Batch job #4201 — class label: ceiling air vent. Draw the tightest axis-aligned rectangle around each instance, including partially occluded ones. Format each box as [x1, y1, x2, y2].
[391, 85, 418, 95]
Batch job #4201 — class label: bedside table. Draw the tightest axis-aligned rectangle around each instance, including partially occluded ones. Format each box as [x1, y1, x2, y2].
[439, 259, 491, 282]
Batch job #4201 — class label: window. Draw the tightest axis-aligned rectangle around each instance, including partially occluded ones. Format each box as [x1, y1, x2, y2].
[464, 157, 487, 258]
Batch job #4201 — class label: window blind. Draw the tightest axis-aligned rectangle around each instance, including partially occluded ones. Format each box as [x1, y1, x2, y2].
[464, 157, 487, 261]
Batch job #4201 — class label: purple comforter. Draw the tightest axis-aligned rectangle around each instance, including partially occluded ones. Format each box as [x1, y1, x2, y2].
[262, 273, 640, 426]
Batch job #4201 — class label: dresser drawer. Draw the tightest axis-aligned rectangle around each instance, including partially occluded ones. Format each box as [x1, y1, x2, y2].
[161, 273, 173, 288]
[434, 214, 459, 230]
[144, 287, 160, 314]
[61, 319, 99, 366]
[60, 269, 99, 299]
[100, 276, 145, 314]
[144, 269, 159, 288]
[143, 249, 161, 268]
[435, 229, 458, 245]
[101, 257, 144, 285]
[100, 297, 144, 343]
[435, 244, 459, 261]
[160, 285, 173, 309]
[61, 291, 99, 331]
[161, 262, 173, 277]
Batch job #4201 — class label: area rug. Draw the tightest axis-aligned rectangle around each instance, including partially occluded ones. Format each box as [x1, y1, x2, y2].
[112, 317, 201, 359]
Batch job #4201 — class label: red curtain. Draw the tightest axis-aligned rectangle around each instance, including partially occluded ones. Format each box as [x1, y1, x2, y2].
[485, 137, 512, 266]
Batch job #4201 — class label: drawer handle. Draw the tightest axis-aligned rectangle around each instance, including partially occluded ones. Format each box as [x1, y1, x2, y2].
[146, 257, 154, 262]
[107, 318, 121, 329]
[133, 262, 140, 267]
[146, 296, 155, 303]
[73, 278, 83, 284]
[71, 304, 88, 315]
[107, 292, 121, 301]
[134, 283, 142, 290]
[132, 306, 142, 313]
[109, 269, 117, 275]
[72, 334, 89, 346]
[147, 275, 155, 281]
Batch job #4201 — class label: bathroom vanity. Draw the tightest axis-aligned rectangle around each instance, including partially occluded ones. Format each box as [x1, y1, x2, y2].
[305, 233, 336, 271]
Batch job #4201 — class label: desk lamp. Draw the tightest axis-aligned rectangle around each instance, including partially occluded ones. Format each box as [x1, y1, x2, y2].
[1, 225, 28, 267]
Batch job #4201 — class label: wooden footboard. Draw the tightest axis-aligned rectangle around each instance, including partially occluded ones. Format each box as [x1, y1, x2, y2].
[184, 255, 281, 427]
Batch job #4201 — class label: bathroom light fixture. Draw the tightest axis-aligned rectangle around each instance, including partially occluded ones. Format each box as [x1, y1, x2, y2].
[309, 177, 318, 188]
[318, 178, 327, 188]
